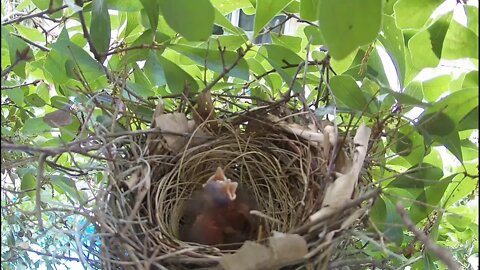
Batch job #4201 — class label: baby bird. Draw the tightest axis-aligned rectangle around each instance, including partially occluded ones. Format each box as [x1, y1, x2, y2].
[179, 167, 258, 249]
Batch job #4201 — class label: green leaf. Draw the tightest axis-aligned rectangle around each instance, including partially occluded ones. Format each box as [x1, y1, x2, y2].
[51, 175, 88, 204]
[462, 71, 478, 88]
[422, 75, 451, 102]
[107, 0, 143, 11]
[262, 44, 304, 93]
[5, 88, 25, 106]
[458, 106, 478, 131]
[157, 55, 199, 94]
[390, 125, 425, 166]
[140, 0, 159, 29]
[442, 20, 478, 60]
[444, 170, 478, 208]
[300, 0, 318, 21]
[408, 12, 452, 70]
[329, 75, 370, 112]
[254, 0, 293, 37]
[25, 93, 46, 107]
[303, 25, 324, 46]
[378, 15, 406, 86]
[214, 8, 245, 35]
[170, 44, 250, 80]
[465, 5, 478, 36]
[21, 173, 36, 198]
[271, 35, 302, 53]
[409, 174, 455, 224]
[383, 196, 404, 245]
[393, 0, 443, 29]
[159, 0, 214, 41]
[418, 88, 479, 136]
[388, 163, 443, 189]
[14, 24, 45, 42]
[211, 0, 252, 15]
[144, 51, 167, 86]
[317, 0, 383, 59]
[45, 28, 106, 85]
[21, 117, 52, 135]
[90, 0, 111, 58]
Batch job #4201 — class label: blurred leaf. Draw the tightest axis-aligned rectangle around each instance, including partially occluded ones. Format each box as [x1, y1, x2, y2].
[383, 196, 404, 245]
[210, 0, 252, 15]
[25, 93, 46, 107]
[5, 89, 25, 106]
[388, 163, 443, 189]
[408, 12, 452, 70]
[159, 0, 214, 41]
[170, 44, 250, 80]
[303, 25, 324, 45]
[458, 106, 478, 131]
[254, 0, 293, 36]
[90, 0, 111, 58]
[442, 20, 478, 60]
[378, 15, 406, 86]
[51, 175, 88, 204]
[21, 117, 52, 135]
[409, 174, 455, 224]
[317, 0, 382, 59]
[393, 0, 443, 29]
[262, 44, 303, 93]
[107, 0, 143, 11]
[140, 0, 159, 29]
[300, 0, 318, 21]
[21, 173, 36, 198]
[144, 51, 167, 86]
[444, 169, 478, 208]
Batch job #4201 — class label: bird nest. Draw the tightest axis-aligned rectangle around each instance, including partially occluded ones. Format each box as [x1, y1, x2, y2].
[93, 98, 377, 270]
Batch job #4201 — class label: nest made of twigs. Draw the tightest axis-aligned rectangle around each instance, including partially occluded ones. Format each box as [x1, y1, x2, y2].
[93, 107, 375, 270]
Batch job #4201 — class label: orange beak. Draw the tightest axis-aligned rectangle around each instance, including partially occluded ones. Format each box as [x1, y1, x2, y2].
[203, 167, 238, 201]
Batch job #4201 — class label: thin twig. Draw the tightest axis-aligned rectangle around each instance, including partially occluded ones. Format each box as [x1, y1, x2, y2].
[36, 153, 47, 232]
[396, 202, 462, 270]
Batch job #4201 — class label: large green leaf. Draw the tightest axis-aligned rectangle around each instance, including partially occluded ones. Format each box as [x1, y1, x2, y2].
[140, 0, 159, 29]
[387, 163, 444, 189]
[444, 166, 478, 207]
[300, 0, 318, 21]
[408, 12, 452, 70]
[21, 173, 36, 199]
[442, 20, 478, 60]
[418, 88, 479, 136]
[262, 44, 304, 93]
[45, 28, 106, 86]
[107, 0, 143, 11]
[317, 0, 383, 59]
[409, 174, 455, 224]
[254, 0, 293, 37]
[159, 0, 214, 41]
[210, 0, 252, 15]
[422, 75, 451, 102]
[21, 117, 52, 135]
[51, 175, 88, 204]
[393, 0, 443, 29]
[144, 51, 167, 87]
[158, 55, 199, 94]
[170, 44, 250, 80]
[90, 0, 111, 58]
[329, 75, 370, 112]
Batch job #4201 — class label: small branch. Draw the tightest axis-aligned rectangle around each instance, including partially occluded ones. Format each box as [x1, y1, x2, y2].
[104, 44, 166, 57]
[11, 33, 50, 52]
[396, 202, 462, 270]
[202, 44, 252, 94]
[1, 57, 23, 78]
[36, 154, 47, 232]
[1, 4, 68, 26]
[1, 79, 41, 90]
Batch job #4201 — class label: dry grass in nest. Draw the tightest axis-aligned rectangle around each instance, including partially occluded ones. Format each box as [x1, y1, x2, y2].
[93, 112, 376, 270]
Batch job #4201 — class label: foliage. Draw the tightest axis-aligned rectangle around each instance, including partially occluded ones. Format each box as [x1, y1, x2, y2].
[0, 0, 478, 269]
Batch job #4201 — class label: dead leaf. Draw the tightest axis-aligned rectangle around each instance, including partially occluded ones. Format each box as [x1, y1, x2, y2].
[43, 109, 72, 127]
[219, 233, 308, 270]
[310, 123, 371, 221]
[193, 90, 218, 131]
[151, 113, 191, 153]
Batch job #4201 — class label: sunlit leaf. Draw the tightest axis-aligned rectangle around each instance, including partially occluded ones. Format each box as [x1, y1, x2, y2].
[317, 0, 382, 59]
